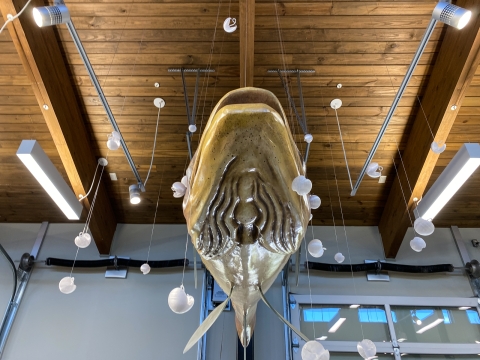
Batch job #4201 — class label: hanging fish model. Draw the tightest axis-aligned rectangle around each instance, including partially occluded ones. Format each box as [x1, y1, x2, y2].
[181, 87, 311, 352]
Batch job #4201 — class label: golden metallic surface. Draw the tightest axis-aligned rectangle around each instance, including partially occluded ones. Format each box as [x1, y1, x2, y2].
[183, 87, 310, 346]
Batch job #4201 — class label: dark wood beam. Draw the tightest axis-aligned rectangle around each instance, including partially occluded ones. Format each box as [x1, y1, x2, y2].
[239, 0, 254, 87]
[0, 0, 117, 254]
[379, 0, 480, 258]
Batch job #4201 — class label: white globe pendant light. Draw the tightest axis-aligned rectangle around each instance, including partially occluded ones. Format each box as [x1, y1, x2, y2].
[431, 141, 446, 154]
[309, 195, 321, 209]
[410, 236, 426, 252]
[292, 175, 312, 195]
[140, 263, 151, 275]
[357, 339, 376, 359]
[334, 253, 345, 263]
[74, 232, 91, 248]
[59, 276, 76, 294]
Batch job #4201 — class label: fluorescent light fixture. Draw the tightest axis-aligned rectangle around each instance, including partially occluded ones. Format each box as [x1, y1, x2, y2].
[397, 338, 406, 343]
[317, 336, 328, 341]
[459, 306, 472, 311]
[416, 318, 444, 334]
[350, 304, 361, 309]
[475, 340, 480, 344]
[432, 2, 472, 30]
[417, 143, 480, 220]
[328, 318, 346, 333]
[33, 5, 70, 27]
[17, 140, 83, 220]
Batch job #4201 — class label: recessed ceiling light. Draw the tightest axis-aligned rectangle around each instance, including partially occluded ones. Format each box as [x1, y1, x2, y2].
[109, 173, 118, 181]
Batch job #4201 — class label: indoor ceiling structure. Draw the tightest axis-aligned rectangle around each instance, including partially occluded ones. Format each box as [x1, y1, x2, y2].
[0, 0, 479, 257]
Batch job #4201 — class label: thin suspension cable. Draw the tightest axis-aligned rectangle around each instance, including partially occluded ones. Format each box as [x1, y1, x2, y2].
[144, 105, 161, 185]
[146, 189, 161, 263]
[0, 0, 32, 34]
[392, 158, 416, 231]
[83, 165, 106, 233]
[334, 108, 353, 190]
[79, 162, 100, 201]
[416, 95, 436, 139]
[304, 224, 316, 339]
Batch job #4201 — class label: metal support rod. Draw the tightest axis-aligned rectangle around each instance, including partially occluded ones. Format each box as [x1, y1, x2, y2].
[268, 69, 315, 74]
[296, 71, 307, 133]
[191, 70, 200, 124]
[303, 142, 311, 165]
[66, 21, 145, 191]
[334, 108, 353, 190]
[276, 70, 305, 134]
[451, 225, 480, 296]
[186, 132, 193, 161]
[197, 269, 207, 360]
[0, 222, 48, 358]
[181, 69, 192, 126]
[169, 68, 215, 73]
[350, 18, 438, 196]
[282, 266, 293, 360]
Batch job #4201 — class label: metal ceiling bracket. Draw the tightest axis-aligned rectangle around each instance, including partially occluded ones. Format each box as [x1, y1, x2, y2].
[0, 222, 48, 359]
[65, 21, 145, 192]
[270, 69, 315, 165]
[350, 18, 438, 196]
[451, 226, 480, 296]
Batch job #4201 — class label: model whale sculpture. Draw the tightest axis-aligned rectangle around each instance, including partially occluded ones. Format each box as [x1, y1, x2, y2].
[180, 87, 311, 352]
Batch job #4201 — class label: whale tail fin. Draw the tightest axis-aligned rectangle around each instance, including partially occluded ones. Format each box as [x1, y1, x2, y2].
[234, 305, 257, 347]
[183, 287, 233, 354]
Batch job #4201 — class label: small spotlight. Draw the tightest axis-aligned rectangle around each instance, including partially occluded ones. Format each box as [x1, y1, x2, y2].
[433, 2, 472, 30]
[33, 5, 70, 27]
[129, 184, 141, 204]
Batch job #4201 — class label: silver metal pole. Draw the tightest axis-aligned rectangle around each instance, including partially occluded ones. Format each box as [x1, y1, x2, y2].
[197, 269, 207, 360]
[350, 18, 438, 196]
[282, 266, 293, 360]
[65, 21, 145, 191]
[0, 222, 48, 358]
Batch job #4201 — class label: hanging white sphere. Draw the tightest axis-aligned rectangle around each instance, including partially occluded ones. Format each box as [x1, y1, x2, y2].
[410, 236, 426, 252]
[357, 339, 376, 360]
[59, 276, 76, 294]
[304, 134, 313, 143]
[74, 232, 91, 248]
[309, 195, 321, 209]
[309, 214, 313, 221]
[140, 263, 151, 275]
[172, 181, 187, 198]
[292, 175, 312, 196]
[431, 141, 446, 154]
[106, 131, 121, 151]
[308, 239, 326, 258]
[414, 218, 435, 236]
[181, 175, 189, 188]
[301, 340, 330, 360]
[189, 124, 197, 133]
[168, 286, 195, 314]
[223, 17, 237, 33]
[366, 162, 383, 178]
[334, 252, 345, 263]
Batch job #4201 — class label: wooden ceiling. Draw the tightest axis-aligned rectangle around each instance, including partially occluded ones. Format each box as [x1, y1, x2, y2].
[1, 0, 479, 256]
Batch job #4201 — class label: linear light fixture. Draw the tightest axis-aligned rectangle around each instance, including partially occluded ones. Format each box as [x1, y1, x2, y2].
[416, 143, 480, 220]
[350, 1, 473, 196]
[328, 318, 346, 333]
[416, 318, 444, 334]
[17, 140, 83, 220]
[350, 304, 361, 309]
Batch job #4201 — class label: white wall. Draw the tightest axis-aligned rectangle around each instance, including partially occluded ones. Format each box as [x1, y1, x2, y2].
[0, 224, 476, 360]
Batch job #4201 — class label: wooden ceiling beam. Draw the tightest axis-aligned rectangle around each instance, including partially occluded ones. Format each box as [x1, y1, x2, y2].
[379, 0, 480, 258]
[239, 0, 254, 87]
[0, 0, 117, 254]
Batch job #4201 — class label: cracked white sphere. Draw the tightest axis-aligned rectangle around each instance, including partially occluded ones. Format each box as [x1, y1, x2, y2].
[414, 218, 435, 236]
[308, 239, 326, 258]
[168, 286, 195, 314]
[410, 236, 426, 252]
[171, 181, 187, 198]
[59, 276, 76, 294]
[189, 124, 197, 133]
[304, 133, 313, 143]
[301, 340, 330, 360]
[292, 175, 312, 195]
[309, 195, 321, 209]
[334, 252, 345, 263]
[74, 232, 91, 248]
[431, 141, 446, 154]
[140, 263, 151, 275]
[357, 339, 376, 359]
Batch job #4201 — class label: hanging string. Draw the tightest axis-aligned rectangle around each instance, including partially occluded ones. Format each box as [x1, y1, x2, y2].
[0, 0, 32, 35]
[304, 222, 316, 339]
[416, 95, 436, 140]
[146, 189, 161, 263]
[391, 158, 416, 232]
[79, 162, 100, 201]
[144, 104, 161, 185]
[333, 108, 353, 190]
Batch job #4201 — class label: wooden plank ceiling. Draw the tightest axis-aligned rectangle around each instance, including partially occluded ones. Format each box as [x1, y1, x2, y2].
[0, 0, 479, 235]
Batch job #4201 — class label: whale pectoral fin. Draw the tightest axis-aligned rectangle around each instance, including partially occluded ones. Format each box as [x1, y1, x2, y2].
[258, 286, 309, 343]
[183, 287, 233, 354]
